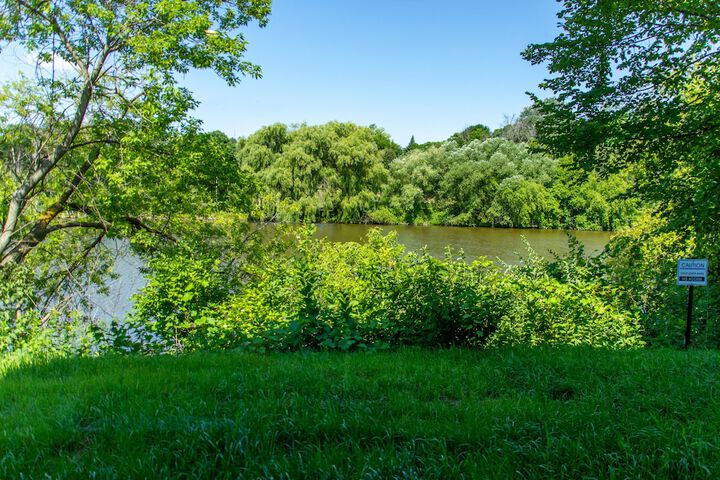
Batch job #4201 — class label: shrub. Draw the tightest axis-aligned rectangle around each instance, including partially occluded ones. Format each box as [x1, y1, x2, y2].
[0, 264, 101, 356]
[489, 277, 644, 348]
[128, 227, 646, 352]
[604, 212, 720, 347]
[211, 229, 643, 351]
[487, 237, 645, 348]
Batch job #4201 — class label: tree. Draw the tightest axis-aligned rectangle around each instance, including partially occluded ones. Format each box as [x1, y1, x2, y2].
[405, 135, 417, 151]
[0, 1, 270, 327]
[523, 0, 720, 257]
[448, 123, 490, 146]
[369, 124, 402, 164]
[523, 0, 720, 342]
[493, 107, 539, 143]
[0, 0, 270, 267]
[238, 122, 392, 223]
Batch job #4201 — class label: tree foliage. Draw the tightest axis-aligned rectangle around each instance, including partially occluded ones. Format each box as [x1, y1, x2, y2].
[384, 136, 635, 229]
[492, 106, 540, 143]
[239, 121, 638, 230]
[523, 0, 720, 346]
[524, 0, 720, 258]
[0, 0, 269, 263]
[0, 0, 270, 349]
[238, 122, 397, 223]
[448, 123, 490, 146]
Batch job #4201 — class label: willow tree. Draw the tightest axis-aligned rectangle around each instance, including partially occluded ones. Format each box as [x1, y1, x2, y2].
[238, 122, 393, 223]
[0, 1, 270, 337]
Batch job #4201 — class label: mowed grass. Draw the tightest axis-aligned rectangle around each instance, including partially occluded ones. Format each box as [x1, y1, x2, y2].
[2, 348, 720, 478]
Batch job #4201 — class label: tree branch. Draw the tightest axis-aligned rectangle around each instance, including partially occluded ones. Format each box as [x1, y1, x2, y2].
[38, 230, 107, 323]
[68, 138, 120, 151]
[46, 221, 110, 233]
[125, 216, 178, 243]
[16, 0, 89, 79]
[0, 148, 100, 266]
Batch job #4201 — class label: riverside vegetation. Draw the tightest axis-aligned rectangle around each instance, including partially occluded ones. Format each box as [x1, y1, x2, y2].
[3, 0, 718, 355]
[1, 0, 720, 477]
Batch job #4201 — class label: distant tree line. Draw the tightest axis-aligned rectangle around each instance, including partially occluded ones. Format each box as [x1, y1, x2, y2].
[235, 111, 638, 231]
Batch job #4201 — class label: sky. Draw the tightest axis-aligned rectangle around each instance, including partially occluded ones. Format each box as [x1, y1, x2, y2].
[0, 0, 562, 146]
[184, 0, 562, 145]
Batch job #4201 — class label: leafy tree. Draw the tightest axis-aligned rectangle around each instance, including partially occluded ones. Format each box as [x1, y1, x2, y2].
[369, 124, 402, 164]
[379, 135, 635, 229]
[239, 122, 392, 223]
[449, 123, 490, 146]
[0, 0, 270, 345]
[493, 106, 540, 143]
[523, 0, 720, 259]
[492, 178, 560, 228]
[439, 160, 494, 225]
[524, 0, 720, 344]
[0, 0, 270, 266]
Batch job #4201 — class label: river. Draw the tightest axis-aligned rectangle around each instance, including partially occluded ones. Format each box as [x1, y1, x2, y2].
[90, 224, 612, 319]
[313, 223, 611, 263]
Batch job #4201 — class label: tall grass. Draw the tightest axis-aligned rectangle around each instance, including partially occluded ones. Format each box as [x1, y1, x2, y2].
[1, 348, 719, 478]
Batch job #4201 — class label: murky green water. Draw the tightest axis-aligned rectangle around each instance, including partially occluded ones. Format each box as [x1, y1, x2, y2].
[313, 223, 612, 264]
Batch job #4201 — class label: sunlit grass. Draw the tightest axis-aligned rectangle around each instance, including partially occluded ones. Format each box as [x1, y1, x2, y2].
[1, 347, 719, 478]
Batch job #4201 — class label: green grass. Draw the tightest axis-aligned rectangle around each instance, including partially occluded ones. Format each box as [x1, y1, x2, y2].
[2, 348, 720, 478]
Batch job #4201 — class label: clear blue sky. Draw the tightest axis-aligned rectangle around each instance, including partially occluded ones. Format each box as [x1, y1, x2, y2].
[185, 0, 561, 145]
[0, 1, 562, 146]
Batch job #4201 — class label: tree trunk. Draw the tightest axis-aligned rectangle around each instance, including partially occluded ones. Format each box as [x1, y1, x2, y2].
[0, 150, 99, 267]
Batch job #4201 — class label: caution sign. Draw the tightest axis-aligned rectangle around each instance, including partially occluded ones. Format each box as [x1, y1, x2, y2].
[677, 259, 708, 286]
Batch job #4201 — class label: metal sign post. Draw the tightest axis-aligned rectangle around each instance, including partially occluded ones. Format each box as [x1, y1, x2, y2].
[677, 259, 709, 349]
[685, 285, 694, 349]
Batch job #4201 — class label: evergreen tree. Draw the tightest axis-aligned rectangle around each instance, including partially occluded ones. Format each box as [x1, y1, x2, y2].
[406, 135, 417, 152]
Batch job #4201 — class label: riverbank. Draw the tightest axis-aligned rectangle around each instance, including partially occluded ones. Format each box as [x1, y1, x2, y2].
[90, 223, 613, 320]
[2, 347, 718, 478]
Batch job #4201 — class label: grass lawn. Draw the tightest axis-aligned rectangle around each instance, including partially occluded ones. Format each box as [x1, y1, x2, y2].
[1, 347, 720, 478]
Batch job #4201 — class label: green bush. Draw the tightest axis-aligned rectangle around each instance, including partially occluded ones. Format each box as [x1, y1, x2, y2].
[366, 206, 401, 225]
[132, 228, 644, 352]
[0, 265, 41, 353]
[129, 253, 232, 352]
[0, 264, 101, 356]
[490, 277, 643, 348]
[603, 212, 720, 347]
[488, 237, 644, 348]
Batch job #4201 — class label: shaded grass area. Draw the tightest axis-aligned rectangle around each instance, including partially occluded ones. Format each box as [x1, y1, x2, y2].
[1, 348, 720, 478]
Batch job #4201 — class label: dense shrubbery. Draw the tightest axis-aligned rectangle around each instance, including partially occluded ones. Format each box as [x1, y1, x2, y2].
[602, 214, 720, 347]
[125, 228, 644, 352]
[494, 240, 644, 348]
[5, 219, 712, 356]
